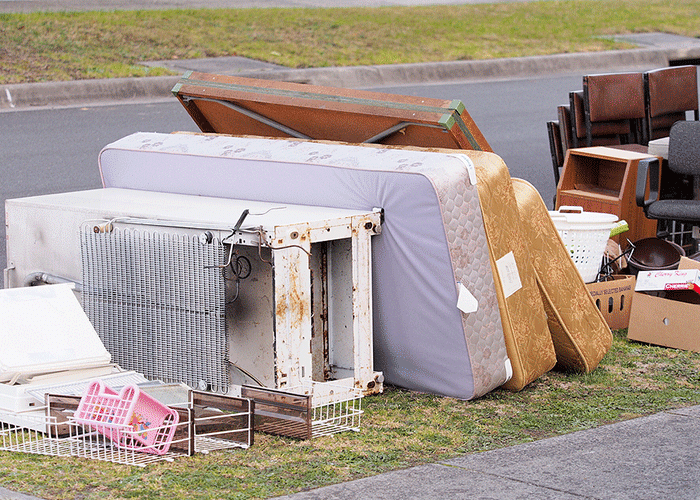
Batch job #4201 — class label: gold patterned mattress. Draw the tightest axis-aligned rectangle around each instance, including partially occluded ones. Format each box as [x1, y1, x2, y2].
[511, 178, 612, 372]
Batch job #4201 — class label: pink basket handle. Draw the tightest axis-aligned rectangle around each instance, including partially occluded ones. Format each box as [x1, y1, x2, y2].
[75, 380, 139, 427]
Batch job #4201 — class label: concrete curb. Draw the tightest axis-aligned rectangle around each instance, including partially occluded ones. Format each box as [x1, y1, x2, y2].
[241, 46, 700, 87]
[3, 45, 700, 110]
[0, 75, 182, 110]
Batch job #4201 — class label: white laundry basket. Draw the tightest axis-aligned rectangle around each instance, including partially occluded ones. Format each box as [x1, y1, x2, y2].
[549, 206, 618, 283]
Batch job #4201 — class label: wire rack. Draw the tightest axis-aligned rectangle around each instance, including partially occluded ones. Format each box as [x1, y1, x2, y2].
[286, 382, 363, 438]
[0, 390, 253, 467]
[310, 397, 362, 437]
[24, 371, 149, 403]
[0, 411, 179, 467]
[239, 381, 363, 439]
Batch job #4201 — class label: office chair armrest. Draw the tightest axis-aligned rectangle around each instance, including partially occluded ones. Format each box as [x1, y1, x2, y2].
[636, 157, 659, 209]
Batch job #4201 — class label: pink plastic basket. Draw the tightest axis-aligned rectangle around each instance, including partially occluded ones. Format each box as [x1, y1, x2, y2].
[74, 380, 179, 455]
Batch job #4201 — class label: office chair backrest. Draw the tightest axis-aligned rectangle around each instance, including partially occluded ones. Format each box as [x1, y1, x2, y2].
[668, 120, 700, 176]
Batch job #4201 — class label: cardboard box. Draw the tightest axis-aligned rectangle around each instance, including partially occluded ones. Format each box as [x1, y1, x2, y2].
[627, 257, 700, 352]
[586, 274, 636, 330]
[676, 256, 700, 272]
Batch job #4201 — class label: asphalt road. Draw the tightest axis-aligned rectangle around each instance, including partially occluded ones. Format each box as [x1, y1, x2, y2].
[1, 71, 588, 287]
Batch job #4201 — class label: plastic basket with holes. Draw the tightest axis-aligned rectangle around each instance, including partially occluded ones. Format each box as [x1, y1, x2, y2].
[549, 206, 618, 283]
[74, 380, 179, 455]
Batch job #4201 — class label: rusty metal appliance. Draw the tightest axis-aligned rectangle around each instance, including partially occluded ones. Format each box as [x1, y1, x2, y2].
[5, 189, 383, 401]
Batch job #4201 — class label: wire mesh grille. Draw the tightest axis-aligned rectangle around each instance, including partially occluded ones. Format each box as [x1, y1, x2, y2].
[80, 226, 229, 392]
[25, 371, 149, 402]
[660, 219, 696, 251]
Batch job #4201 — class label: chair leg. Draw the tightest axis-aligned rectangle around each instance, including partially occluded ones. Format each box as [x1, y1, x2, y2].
[546, 120, 563, 187]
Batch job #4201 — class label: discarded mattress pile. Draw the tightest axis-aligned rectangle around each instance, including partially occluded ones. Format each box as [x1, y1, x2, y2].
[98, 132, 512, 399]
[2, 75, 613, 450]
[98, 129, 611, 397]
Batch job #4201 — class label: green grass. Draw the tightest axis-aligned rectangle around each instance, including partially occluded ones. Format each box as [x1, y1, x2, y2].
[1, 0, 699, 83]
[2, 330, 699, 499]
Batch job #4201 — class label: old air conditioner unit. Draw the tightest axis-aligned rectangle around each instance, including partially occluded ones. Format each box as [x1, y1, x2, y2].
[4, 188, 383, 399]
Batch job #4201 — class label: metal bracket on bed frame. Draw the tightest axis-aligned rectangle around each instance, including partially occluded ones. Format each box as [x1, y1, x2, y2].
[181, 96, 446, 145]
[181, 96, 313, 140]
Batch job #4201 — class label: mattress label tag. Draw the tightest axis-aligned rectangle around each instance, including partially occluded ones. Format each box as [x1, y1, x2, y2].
[503, 359, 513, 383]
[496, 251, 523, 298]
[456, 282, 479, 314]
[451, 154, 477, 185]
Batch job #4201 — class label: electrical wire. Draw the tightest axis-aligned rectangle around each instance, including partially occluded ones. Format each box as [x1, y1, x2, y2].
[225, 255, 252, 304]
[247, 206, 287, 217]
[206, 232, 238, 269]
[229, 363, 265, 387]
[254, 227, 312, 258]
[597, 239, 635, 282]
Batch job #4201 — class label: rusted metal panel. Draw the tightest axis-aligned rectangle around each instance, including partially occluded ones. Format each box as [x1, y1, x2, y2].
[226, 244, 276, 388]
[351, 215, 380, 394]
[273, 225, 313, 389]
[309, 243, 330, 382]
[172, 72, 491, 152]
[272, 211, 383, 395]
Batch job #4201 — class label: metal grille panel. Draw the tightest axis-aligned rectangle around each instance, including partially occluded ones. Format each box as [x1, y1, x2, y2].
[660, 219, 696, 251]
[81, 226, 228, 392]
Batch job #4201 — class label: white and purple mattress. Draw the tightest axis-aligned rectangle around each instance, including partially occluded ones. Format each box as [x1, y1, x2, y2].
[99, 132, 511, 399]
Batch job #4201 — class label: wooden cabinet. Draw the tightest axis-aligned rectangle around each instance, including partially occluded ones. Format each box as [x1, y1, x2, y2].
[556, 146, 659, 244]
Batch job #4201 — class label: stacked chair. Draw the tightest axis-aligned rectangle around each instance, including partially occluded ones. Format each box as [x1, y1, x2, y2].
[644, 66, 699, 243]
[644, 65, 699, 143]
[546, 119, 564, 189]
[547, 65, 699, 204]
[582, 72, 646, 147]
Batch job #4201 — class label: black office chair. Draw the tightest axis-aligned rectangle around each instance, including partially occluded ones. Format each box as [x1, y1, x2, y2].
[636, 121, 700, 247]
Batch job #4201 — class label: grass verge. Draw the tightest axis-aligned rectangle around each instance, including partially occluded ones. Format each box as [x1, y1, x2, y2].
[1, 329, 699, 499]
[1, 0, 699, 84]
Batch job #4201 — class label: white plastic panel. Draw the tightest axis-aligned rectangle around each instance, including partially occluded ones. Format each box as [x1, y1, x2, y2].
[0, 284, 111, 382]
